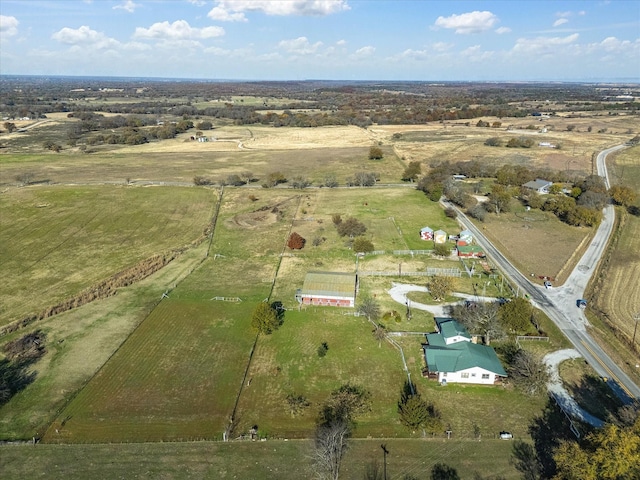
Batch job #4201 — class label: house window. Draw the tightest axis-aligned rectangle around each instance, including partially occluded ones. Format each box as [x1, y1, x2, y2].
[482, 374, 490, 380]
[471, 373, 476, 377]
[442, 372, 447, 377]
[461, 373, 469, 378]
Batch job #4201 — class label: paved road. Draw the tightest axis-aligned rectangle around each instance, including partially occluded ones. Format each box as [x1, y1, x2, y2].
[446, 144, 640, 402]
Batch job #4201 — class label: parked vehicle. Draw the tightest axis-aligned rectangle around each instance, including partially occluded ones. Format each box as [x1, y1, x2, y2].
[500, 431, 513, 439]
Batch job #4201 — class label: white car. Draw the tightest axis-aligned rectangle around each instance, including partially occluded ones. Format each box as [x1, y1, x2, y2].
[500, 431, 513, 439]
[544, 281, 552, 289]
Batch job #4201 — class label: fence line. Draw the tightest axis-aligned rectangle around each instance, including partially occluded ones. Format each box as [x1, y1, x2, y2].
[210, 296, 242, 302]
[359, 268, 462, 278]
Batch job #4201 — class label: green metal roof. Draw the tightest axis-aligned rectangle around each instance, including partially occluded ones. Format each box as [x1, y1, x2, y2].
[457, 245, 484, 254]
[301, 271, 357, 298]
[424, 341, 507, 376]
[435, 318, 471, 340]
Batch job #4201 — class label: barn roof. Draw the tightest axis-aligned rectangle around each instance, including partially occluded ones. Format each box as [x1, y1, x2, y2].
[301, 272, 357, 299]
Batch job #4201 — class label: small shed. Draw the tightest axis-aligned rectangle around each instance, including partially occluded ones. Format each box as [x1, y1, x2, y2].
[296, 272, 358, 307]
[420, 227, 434, 240]
[459, 229, 473, 244]
[433, 229, 447, 244]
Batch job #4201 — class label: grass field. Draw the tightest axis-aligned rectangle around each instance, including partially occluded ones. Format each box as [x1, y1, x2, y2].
[0, 438, 522, 480]
[0, 185, 216, 328]
[586, 145, 640, 386]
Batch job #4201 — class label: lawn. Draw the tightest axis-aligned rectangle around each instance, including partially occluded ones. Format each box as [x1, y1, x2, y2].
[0, 185, 216, 327]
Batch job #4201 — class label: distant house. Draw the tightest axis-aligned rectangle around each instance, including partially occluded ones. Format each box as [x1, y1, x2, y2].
[433, 229, 447, 244]
[420, 226, 434, 240]
[423, 318, 507, 385]
[457, 245, 485, 258]
[523, 179, 553, 194]
[296, 272, 358, 307]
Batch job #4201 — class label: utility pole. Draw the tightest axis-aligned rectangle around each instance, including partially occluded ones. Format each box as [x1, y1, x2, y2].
[381, 444, 389, 480]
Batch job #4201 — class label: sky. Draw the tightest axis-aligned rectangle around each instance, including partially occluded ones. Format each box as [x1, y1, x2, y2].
[1, 0, 639, 82]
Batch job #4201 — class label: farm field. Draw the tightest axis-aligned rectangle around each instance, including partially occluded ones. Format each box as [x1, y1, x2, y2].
[0, 438, 521, 480]
[1, 100, 637, 478]
[0, 185, 216, 328]
[40, 187, 548, 445]
[586, 145, 640, 385]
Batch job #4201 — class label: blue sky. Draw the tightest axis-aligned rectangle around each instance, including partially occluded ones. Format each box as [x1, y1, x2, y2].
[1, 0, 638, 81]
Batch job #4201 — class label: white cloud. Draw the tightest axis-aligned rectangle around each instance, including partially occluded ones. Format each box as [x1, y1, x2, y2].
[0, 15, 19, 37]
[352, 45, 375, 57]
[434, 11, 498, 34]
[336, 39, 347, 46]
[495, 26, 511, 34]
[512, 33, 579, 55]
[460, 45, 494, 62]
[553, 18, 569, 27]
[278, 36, 323, 54]
[209, 0, 350, 20]
[113, 0, 139, 13]
[134, 20, 225, 40]
[51, 26, 120, 49]
[187, 0, 207, 6]
[207, 6, 247, 22]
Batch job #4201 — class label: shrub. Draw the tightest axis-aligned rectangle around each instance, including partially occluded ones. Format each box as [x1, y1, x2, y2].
[336, 217, 367, 237]
[317, 342, 329, 357]
[287, 232, 306, 250]
[352, 237, 374, 253]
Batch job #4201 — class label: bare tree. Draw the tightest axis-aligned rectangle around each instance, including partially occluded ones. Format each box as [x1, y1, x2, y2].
[358, 296, 380, 322]
[373, 324, 387, 347]
[313, 419, 350, 480]
[449, 302, 503, 345]
[509, 349, 550, 396]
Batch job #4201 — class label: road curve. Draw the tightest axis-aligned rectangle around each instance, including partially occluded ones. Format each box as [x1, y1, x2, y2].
[445, 144, 640, 402]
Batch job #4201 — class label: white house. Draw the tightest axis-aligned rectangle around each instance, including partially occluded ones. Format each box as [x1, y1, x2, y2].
[523, 179, 553, 194]
[423, 318, 507, 385]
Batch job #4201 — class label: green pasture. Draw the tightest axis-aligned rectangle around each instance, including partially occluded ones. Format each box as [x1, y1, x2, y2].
[0, 185, 215, 327]
[0, 438, 522, 480]
[0, 241, 210, 440]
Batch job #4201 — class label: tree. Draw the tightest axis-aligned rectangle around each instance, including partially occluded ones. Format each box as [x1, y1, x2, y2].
[313, 418, 351, 480]
[511, 440, 542, 480]
[196, 120, 213, 130]
[357, 297, 380, 322]
[352, 237, 374, 253]
[368, 146, 383, 160]
[372, 324, 387, 347]
[508, 349, 550, 396]
[347, 171, 377, 187]
[402, 161, 422, 182]
[336, 217, 367, 237]
[225, 174, 245, 186]
[250, 301, 280, 334]
[3, 122, 17, 133]
[489, 184, 513, 214]
[428, 276, 454, 301]
[433, 243, 452, 257]
[449, 302, 503, 345]
[485, 137, 502, 147]
[290, 175, 311, 189]
[317, 341, 329, 357]
[609, 185, 637, 207]
[430, 463, 460, 480]
[398, 382, 435, 431]
[553, 417, 640, 480]
[324, 173, 339, 188]
[499, 297, 532, 333]
[262, 171, 287, 188]
[287, 232, 306, 250]
[193, 175, 213, 186]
